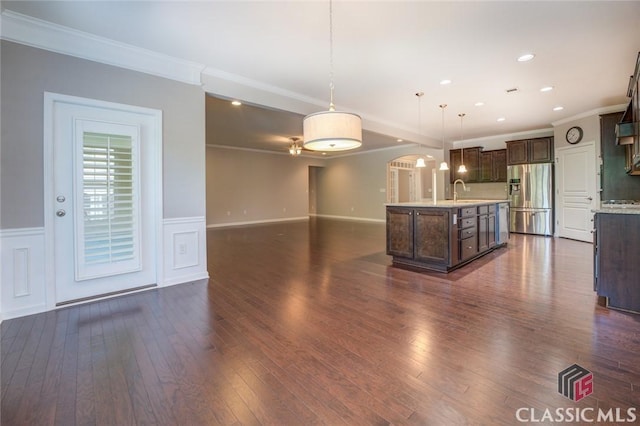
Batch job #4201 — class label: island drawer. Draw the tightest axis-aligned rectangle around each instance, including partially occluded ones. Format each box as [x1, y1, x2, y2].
[460, 207, 477, 217]
[461, 236, 478, 260]
[460, 217, 476, 229]
[460, 225, 477, 239]
[489, 204, 496, 213]
[478, 205, 489, 214]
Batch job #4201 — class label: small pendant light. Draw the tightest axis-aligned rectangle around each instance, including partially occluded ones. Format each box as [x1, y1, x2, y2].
[457, 113, 467, 174]
[415, 91, 426, 168]
[439, 104, 450, 171]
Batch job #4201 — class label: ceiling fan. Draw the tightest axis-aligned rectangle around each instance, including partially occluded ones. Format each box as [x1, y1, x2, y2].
[288, 137, 305, 156]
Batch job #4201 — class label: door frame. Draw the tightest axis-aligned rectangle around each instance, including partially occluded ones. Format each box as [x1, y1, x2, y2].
[43, 92, 163, 310]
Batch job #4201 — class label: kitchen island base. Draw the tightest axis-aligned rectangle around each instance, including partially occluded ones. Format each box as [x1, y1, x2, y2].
[386, 201, 509, 273]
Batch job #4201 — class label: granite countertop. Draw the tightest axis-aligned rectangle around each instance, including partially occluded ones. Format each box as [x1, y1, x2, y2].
[386, 199, 509, 208]
[592, 205, 640, 215]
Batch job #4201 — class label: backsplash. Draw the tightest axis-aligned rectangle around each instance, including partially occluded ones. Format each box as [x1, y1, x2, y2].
[448, 182, 509, 200]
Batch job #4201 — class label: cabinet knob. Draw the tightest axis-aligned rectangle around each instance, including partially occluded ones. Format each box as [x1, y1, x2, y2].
[416, 212, 420, 216]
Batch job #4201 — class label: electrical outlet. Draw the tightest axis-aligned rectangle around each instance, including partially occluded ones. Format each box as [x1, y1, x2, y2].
[178, 243, 187, 255]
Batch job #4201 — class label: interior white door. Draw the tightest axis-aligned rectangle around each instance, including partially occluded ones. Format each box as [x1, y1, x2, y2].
[556, 143, 597, 242]
[50, 96, 159, 304]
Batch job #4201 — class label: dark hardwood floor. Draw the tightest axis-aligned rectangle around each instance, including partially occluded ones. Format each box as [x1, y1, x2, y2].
[2, 218, 640, 425]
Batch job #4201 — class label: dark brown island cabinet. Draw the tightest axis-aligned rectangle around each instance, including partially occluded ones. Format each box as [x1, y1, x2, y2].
[593, 211, 640, 314]
[386, 201, 508, 272]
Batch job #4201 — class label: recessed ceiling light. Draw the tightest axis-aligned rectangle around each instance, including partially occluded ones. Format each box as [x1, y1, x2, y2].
[474, 102, 485, 107]
[497, 117, 506, 122]
[440, 79, 452, 85]
[553, 106, 564, 111]
[517, 53, 535, 62]
[540, 86, 554, 92]
[397, 138, 404, 143]
[231, 100, 242, 106]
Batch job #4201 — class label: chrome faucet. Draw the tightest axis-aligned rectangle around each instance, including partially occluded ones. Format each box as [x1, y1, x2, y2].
[453, 179, 467, 202]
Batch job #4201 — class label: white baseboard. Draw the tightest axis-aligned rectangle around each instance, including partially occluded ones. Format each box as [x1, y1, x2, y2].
[310, 214, 385, 223]
[207, 216, 309, 229]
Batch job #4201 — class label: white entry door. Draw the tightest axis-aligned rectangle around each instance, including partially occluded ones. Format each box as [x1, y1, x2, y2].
[556, 142, 597, 242]
[46, 94, 161, 305]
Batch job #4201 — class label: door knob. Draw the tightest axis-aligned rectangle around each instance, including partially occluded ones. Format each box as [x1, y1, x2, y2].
[56, 195, 66, 203]
[587, 197, 593, 201]
[56, 209, 66, 217]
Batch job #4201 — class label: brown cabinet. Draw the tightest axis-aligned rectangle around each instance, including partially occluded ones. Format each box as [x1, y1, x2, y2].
[480, 149, 507, 182]
[386, 207, 452, 269]
[386, 207, 414, 258]
[627, 53, 640, 174]
[449, 147, 481, 183]
[478, 204, 496, 252]
[594, 212, 640, 314]
[386, 203, 505, 273]
[414, 209, 451, 264]
[506, 137, 554, 165]
[459, 207, 478, 260]
[600, 112, 640, 197]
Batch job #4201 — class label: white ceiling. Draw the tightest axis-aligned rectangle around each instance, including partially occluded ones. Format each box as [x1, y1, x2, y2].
[4, 1, 640, 156]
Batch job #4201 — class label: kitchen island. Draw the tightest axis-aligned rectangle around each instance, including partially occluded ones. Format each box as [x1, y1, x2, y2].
[593, 205, 640, 314]
[386, 200, 509, 273]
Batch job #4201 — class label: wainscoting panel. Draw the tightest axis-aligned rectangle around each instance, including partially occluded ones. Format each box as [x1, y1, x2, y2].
[1, 228, 47, 320]
[163, 217, 209, 286]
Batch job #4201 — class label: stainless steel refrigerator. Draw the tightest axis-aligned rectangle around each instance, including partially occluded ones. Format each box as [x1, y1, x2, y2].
[507, 163, 554, 236]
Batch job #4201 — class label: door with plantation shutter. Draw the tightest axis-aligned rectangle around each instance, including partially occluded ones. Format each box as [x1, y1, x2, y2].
[51, 97, 158, 304]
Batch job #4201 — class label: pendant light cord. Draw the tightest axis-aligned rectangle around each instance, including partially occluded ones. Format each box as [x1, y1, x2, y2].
[328, 0, 335, 111]
[459, 113, 466, 164]
[440, 104, 447, 146]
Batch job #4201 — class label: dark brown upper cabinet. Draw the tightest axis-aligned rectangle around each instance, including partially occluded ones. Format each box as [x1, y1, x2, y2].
[479, 149, 507, 182]
[449, 147, 481, 183]
[506, 137, 554, 165]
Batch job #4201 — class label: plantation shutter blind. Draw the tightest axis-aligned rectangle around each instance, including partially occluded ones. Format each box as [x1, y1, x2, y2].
[74, 120, 142, 280]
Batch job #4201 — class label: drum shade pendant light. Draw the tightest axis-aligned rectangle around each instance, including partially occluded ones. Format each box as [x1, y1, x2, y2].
[303, 0, 362, 152]
[457, 113, 467, 174]
[415, 92, 427, 168]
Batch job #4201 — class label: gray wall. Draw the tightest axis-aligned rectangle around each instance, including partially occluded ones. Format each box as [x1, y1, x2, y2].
[316, 145, 445, 221]
[205, 147, 324, 226]
[1, 41, 205, 229]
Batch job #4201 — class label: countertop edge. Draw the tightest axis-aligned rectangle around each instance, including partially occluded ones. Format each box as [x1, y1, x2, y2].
[386, 200, 509, 208]
[592, 208, 640, 215]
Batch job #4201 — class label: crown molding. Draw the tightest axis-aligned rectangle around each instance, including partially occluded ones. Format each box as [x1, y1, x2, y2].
[551, 103, 627, 126]
[0, 10, 204, 85]
[451, 127, 554, 148]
